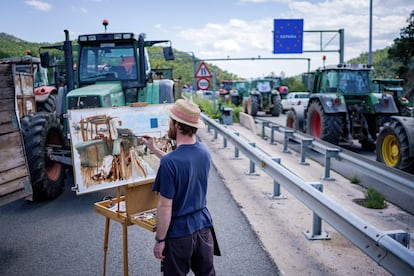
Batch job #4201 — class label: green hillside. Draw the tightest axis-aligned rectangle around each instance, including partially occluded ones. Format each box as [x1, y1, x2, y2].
[0, 33, 52, 58]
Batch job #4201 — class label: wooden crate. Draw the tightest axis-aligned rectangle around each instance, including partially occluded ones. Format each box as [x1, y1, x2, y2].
[14, 71, 34, 96]
[16, 95, 36, 116]
[0, 64, 32, 206]
[94, 179, 159, 232]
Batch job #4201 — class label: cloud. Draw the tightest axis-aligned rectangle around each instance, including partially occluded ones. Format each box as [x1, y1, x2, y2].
[25, 0, 52, 12]
[70, 5, 88, 14]
[177, 18, 272, 57]
[178, 0, 412, 77]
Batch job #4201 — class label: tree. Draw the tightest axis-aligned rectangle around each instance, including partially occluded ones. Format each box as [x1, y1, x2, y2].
[388, 10, 414, 76]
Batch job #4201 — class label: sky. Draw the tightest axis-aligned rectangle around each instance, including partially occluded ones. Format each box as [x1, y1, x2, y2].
[1, 0, 413, 78]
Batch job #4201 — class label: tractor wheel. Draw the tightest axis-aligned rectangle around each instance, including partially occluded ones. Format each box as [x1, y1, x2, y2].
[247, 96, 259, 116]
[306, 101, 342, 144]
[37, 93, 57, 112]
[376, 120, 414, 173]
[242, 97, 248, 113]
[231, 95, 240, 106]
[286, 110, 298, 130]
[271, 95, 281, 116]
[21, 112, 66, 201]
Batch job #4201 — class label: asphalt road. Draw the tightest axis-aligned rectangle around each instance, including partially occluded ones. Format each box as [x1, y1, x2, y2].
[0, 166, 280, 275]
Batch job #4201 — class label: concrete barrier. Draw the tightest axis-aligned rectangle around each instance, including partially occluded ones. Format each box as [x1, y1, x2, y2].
[239, 112, 257, 134]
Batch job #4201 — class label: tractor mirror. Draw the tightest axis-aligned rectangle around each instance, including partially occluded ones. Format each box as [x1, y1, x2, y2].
[163, 46, 174, 61]
[40, 52, 50, 68]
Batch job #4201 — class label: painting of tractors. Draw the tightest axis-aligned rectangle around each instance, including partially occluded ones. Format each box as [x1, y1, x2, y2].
[69, 105, 173, 194]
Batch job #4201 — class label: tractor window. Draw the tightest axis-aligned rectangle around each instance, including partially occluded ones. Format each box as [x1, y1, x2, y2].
[34, 65, 49, 87]
[256, 81, 271, 93]
[324, 71, 338, 93]
[79, 45, 137, 82]
[235, 83, 243, 89]
[221, 82, 233, 91]
[338, 71, 370, 94]
[272, 79, 281, 87]
[372, 82, 380, 93]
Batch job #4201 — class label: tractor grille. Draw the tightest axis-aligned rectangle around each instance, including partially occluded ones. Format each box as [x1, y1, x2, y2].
[68, 96, 101, 109]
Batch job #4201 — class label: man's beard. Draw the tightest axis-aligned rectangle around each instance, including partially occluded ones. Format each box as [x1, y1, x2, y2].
[168, 126, 177, 140]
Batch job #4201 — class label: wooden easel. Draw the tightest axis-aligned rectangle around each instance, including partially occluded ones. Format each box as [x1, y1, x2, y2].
[94, 179, 159, 276]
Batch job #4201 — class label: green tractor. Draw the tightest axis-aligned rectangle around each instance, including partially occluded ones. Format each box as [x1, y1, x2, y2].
[243, 77, 285, 117]
[372, 78, 411, 116]
[229, 80, 251, 106]
[287, 64, 399, 151]
[287, 65, 414, 173]
[19, 26, 174, 201]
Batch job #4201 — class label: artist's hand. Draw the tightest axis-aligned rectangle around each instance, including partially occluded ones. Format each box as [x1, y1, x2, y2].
[141, 135, 156, 151]
[141, 135, 166, 158]
[153, 242, 165, 260]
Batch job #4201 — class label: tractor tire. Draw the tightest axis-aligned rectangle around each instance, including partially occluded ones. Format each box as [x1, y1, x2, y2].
[21, 112, 66, 201]
[306, 101, 342, 145]
[37, 93, 57, 113]
[231, 95, 240, 106]
[242, 97, 248, 113]
[286, 110, 299, 130]
[247, 96, 259, 116]
[271, 95, 281, 116]
[376, 120, 414, 173]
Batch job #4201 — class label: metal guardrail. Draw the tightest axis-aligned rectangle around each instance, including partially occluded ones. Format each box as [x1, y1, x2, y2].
[201, 113, 414, 275]
[257, 119, 414, 215]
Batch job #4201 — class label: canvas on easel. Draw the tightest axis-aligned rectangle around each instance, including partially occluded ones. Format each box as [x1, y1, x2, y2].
[68, 103, 173, 195]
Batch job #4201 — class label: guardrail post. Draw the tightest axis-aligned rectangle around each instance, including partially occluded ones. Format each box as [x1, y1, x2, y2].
[322, 148, 340, 181]
[268, 158, 287, 200]
[245, 142, 259, 176]
[261, 121, 269, 140]
[213, 119, 220, 139]
[232, 132, 241, 160]
[299, 138, 313, 165]
[282, 129, 294, 153]
[270, 125, 280, 145]
[222, 137, 227, 148]
[303, 183, 330, 240]
[408, 106, 414, 117]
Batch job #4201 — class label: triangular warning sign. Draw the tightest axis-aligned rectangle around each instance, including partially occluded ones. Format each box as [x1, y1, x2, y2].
[195, 62, 212, 78]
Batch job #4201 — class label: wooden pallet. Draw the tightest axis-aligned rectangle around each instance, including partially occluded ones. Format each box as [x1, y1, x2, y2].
[0, 64, 32, 206]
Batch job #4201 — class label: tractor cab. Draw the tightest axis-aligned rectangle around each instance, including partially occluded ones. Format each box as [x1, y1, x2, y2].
[40, 27, 175, 112]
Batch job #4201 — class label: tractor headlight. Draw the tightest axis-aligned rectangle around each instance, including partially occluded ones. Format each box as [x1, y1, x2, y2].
[326, 100, 333, 107]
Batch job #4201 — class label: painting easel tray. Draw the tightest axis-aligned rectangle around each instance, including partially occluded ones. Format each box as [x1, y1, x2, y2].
[94, 180, 159, 231]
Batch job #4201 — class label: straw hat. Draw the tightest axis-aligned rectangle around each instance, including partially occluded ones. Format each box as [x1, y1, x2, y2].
[166, 99, 205, 129]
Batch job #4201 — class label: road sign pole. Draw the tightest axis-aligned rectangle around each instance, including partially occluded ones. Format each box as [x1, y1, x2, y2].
[213, 70, 216, 114]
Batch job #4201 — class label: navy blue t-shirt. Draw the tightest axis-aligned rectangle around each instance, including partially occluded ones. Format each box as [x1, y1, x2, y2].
[152, 141, 213, 238]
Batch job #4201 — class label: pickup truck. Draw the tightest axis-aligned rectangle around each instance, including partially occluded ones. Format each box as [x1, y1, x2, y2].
[281, 92, 310, 113]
